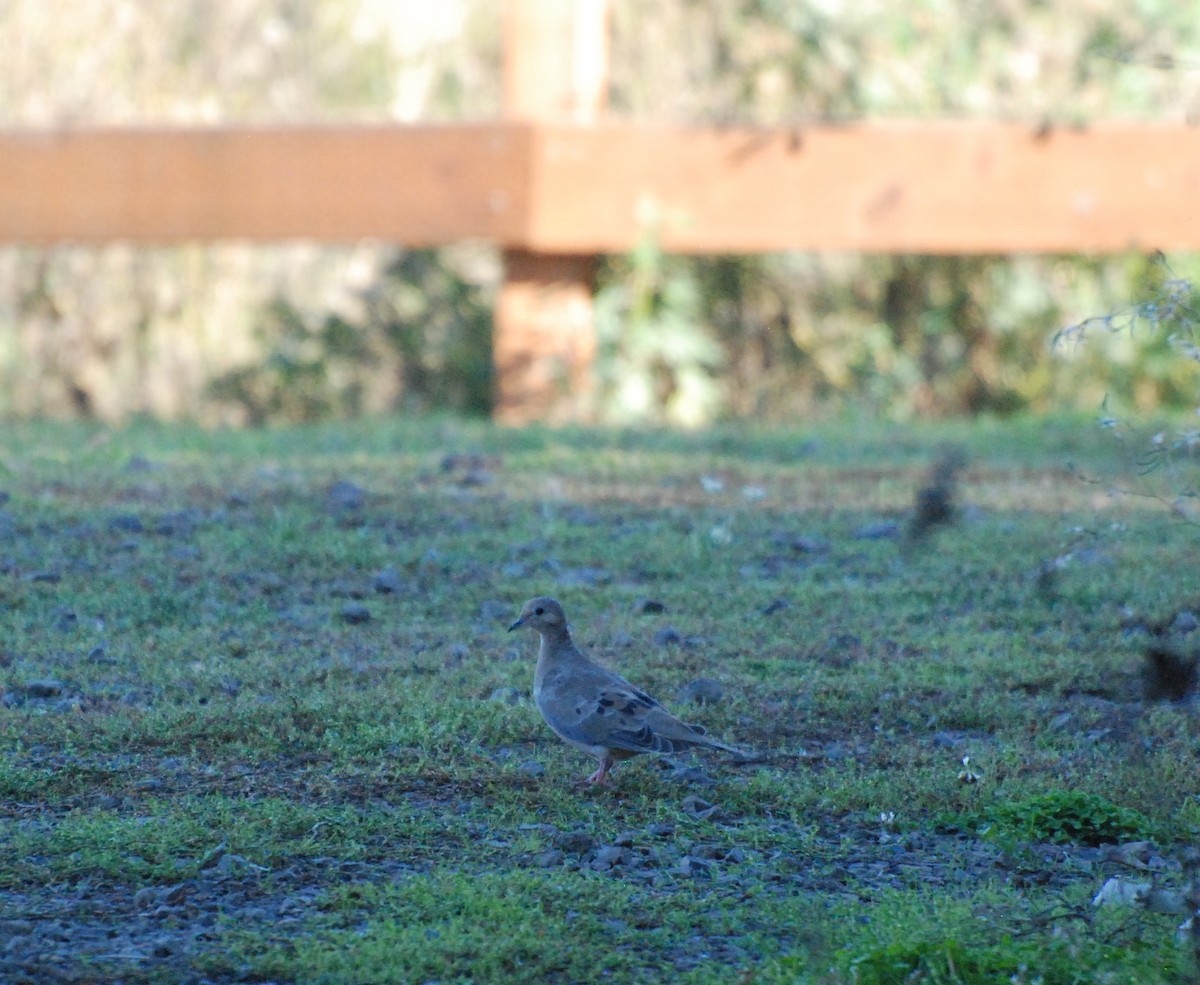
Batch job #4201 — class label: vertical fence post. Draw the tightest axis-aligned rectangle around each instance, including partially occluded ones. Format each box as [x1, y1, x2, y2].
[495, 0, 609, 424]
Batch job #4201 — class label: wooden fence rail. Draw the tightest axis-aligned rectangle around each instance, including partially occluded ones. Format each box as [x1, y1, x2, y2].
[1, 0, 1198, 420]
[5, 122, 1198, 254]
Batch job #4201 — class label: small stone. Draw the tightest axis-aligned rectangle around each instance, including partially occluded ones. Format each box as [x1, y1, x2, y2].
[488, 687, 523, 706]
[788, 535, 831, 554]
[133, 887, 158, 909]
[553, 829, 597, 855]
[634, 598, 666, 615]
[665, 765, 717, 786]
[675, 856, 713, 879]
[590, 846, 627, 871]
[373, 566, 404, 594]
[163, 882, 190, 906]
[517, 760, 545, 779]
[681, 794, 720, 819]
[340, 603, 372, 625]
[613, 830, 637, 848]
[23, 679, 64, 698]
[459, 468, 493, 487]
[535, 849, 564, 868]
[154, 508, 205, 537]
[644, 822, 675, 839]
[199, 842, 228, 870]
[677, 678, 723, 706]
[126, 455, 156, 473]
[761, 598, 790, 615]
[27, 570, 61, 583]
[653, 627, 683, 647]
[109, 514, 144, 534]
[326, 480, 365, 513]
[257, 573, 287, 595]
[854, 520, 901, 540]
[1172, 611, 1199, 634]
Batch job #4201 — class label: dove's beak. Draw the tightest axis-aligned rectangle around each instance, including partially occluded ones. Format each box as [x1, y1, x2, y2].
[507, 615, 526, 632]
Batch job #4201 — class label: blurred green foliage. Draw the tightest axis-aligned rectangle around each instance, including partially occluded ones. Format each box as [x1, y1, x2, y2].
[208, 250, 494, 423]
[0, 0, 1197, 423]
[598, 0, 1200, 424]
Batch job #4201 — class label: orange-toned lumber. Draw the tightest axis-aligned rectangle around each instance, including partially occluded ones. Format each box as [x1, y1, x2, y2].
[1, 122, 1197, 253]
[0, 125, 529, 245]
[525, 121, 1200, 254]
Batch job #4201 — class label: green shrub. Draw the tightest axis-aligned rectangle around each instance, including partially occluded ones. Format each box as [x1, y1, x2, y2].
[940, 790, 1153, 846]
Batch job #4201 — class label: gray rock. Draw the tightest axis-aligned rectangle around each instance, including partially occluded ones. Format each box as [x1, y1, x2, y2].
[488, 687, 524, 706]
[1173, 610, 1199, 634]
[590, 845, 627, 870]
[373, 566, 404, 594]
[674, 856, 713, 878]
[23, 679, 64, 698]
[634, 598, 666, 614]
[535, 849, 564, 868]
[854, 520, 901, 540]
[553, 829, 597, 855]
[681, 794, 720, 819]
[133, 887, 159, 909]
[653, 626, 683, 647]
[517, 760, 545, 779]
[326, 480, 365, 513]
[126, 454, 157, 472]
[677, 677, 723, 706]
[339, 603, 372, 625]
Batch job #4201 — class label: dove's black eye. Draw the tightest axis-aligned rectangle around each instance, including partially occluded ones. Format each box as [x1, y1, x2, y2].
[535, 606, 545, 615]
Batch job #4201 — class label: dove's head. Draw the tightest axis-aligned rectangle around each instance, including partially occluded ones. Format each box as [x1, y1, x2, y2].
[508, 596, 568, 635]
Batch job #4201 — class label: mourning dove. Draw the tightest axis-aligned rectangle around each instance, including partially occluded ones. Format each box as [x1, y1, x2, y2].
[508, 596, 745, 784]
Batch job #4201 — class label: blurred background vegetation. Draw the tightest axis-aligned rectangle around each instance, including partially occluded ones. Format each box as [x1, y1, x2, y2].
[1, 0, 1198, 426]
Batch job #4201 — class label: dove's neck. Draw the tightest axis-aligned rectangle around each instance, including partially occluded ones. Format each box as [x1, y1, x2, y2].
[534, 627, 587, 685]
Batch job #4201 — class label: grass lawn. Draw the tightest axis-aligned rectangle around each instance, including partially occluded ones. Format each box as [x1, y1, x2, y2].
[0, 414, 1196, 984]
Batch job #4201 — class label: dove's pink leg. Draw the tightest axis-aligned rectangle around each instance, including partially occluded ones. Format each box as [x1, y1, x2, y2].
[585, 755, 614, 785]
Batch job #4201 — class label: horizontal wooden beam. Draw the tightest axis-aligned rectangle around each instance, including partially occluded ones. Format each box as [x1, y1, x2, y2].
[526, 122, 1200, 254]
[0, 125, 529, 245]
[1, 122, 1198, 252]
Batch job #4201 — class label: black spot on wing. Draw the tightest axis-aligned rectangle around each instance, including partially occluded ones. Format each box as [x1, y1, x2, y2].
[608, 726, 666, 753]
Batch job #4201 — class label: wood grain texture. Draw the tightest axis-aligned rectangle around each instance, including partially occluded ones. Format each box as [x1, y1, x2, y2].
[525, 122, 1200, 254]
[0, 125, 529, 244]
[1, 121, 1196, 252]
